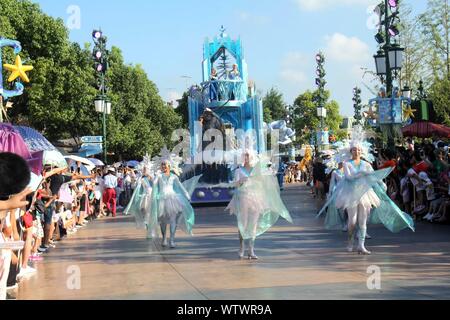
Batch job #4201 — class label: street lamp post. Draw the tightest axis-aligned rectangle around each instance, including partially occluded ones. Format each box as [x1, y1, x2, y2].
[286, 104, 294, 125]
[373, 0, 405, 148]
[353, 87, 363, 126]
[315, 52, 327, 150]
[92, 29, 111, 164]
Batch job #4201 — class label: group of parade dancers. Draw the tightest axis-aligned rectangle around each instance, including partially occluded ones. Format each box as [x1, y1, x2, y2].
[125, 126, 414, 259]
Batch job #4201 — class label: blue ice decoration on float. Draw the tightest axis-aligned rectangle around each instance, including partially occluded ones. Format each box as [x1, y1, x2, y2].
[266, 120, 296, 146]
[189, 26, 264, 152]
[185, 27, 266, 204]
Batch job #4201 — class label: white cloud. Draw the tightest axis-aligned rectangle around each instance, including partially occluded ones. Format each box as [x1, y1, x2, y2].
[275, 51, 314, 103]
[275, 35, 374, 116]
[324, 33, 371, 63]
[279, 52, 309, 84]
[320, 34, 374, 116]
[294, 0, 375, 11]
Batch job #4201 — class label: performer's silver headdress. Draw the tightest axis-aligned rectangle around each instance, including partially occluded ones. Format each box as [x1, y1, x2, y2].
[325, 125, 374, 174]
[152, 146, 183, 176]
[137, 153, 155, 175]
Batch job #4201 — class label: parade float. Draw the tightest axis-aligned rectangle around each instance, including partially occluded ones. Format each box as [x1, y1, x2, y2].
[183, 27, 266, 204]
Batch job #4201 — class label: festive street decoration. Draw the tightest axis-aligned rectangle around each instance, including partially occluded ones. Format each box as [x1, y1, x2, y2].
[368, 87, 411, 125]
[0, 38, 27, 100]
[0, 37, 33, 122]
[353, 87, 363, 126]
[403, 105, 417, 122]
[315, 52, 328, 148]
[364, 105, 378, 120]
[3, 55, 33, 83]
[329, 134, 337, 144]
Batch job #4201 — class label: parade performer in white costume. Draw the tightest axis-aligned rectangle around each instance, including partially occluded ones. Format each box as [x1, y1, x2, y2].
[151, 160, 194, 248]
[125, 149, 199, 246]
[226, 151, 293, 260]
[148, 147, 201, 249]
[326, 157, 346, 231]
[318, 127, 414, 255]
[124, 158, 154, 238]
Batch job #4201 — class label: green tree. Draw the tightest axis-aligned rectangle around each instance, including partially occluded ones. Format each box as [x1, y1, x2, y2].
[429, 77, 450, 125]
[26, 43, 98, 143]
[326, 100, 343, 133]
[1, 0, 181, 160]
[263, 88, 287, 122]
[175, 92, 189, 128]
[418, 0, 450, 124]
[400, 2, 434, 90]
[292, 90, 343, 145]
[1, 0, 72, 126]
[263, 104, 273, 124]
[107, 47, 181, 160]
[419, 0, 450, 80]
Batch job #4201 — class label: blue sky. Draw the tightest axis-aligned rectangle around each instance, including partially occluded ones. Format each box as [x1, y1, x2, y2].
[33, 0, 427, 116]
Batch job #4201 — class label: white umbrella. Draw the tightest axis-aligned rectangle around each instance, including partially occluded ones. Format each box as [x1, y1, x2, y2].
[64, 155, 96, 171]
[43, 150, 68, 168]
[89, 158, 105, 166]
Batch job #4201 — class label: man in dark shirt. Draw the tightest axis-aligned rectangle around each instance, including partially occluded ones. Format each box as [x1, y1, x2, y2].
[313, 157, 327, 199]
[277, 161, 287, 190]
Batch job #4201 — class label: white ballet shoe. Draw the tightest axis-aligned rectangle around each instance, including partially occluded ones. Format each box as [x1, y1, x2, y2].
[248, 248, 258, 260]
[357, 246, 371, 255]
[248, 253, 259, 260]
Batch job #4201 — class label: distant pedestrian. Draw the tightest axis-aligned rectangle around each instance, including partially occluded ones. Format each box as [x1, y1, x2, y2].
[103, 168, 118, 217]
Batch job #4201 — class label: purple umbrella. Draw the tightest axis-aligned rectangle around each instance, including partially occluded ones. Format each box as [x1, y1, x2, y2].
[0, 123, 41, 175]
[0, 123, 32, 159]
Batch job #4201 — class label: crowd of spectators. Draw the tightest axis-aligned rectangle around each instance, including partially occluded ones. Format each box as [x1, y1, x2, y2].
[279, 163, 311, 185]
[373, 138, 450, 223]
[309, 136, 450, 223]
[0, 153, 140, 300]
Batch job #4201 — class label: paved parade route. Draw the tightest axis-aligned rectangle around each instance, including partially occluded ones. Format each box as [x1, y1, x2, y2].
[17, 184, 450, 300]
